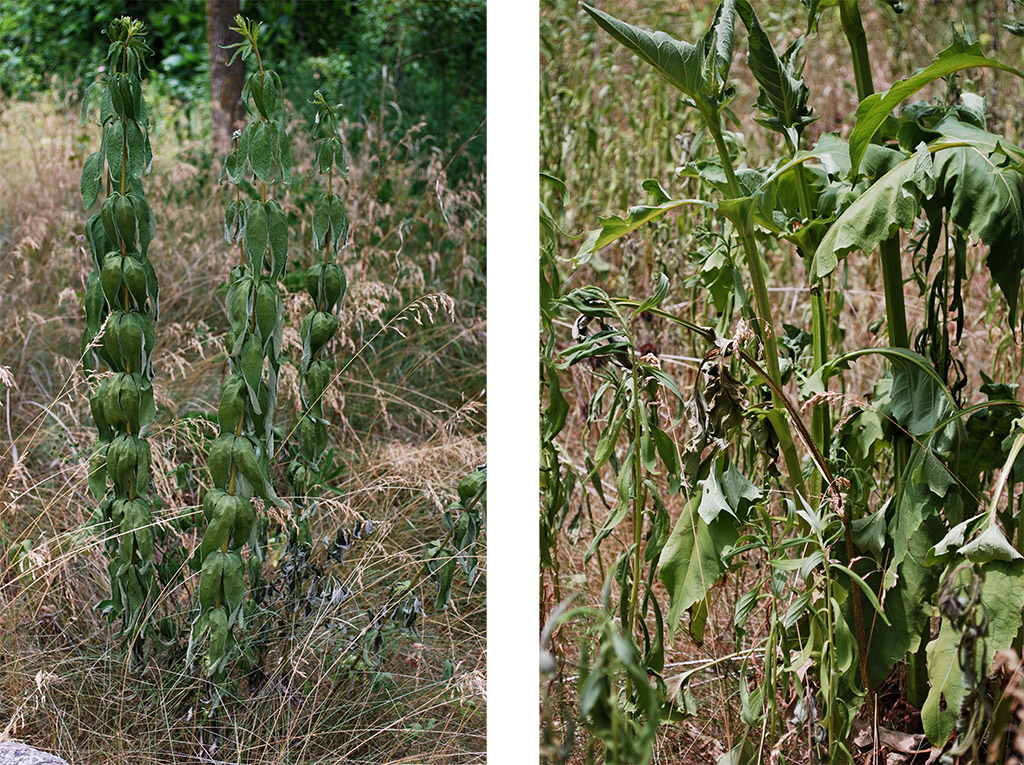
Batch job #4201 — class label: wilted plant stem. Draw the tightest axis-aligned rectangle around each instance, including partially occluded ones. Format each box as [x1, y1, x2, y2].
[708, 117, 808, 501]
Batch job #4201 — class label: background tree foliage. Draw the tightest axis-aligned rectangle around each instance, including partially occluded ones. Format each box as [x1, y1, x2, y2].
[0, 0, 485, 178]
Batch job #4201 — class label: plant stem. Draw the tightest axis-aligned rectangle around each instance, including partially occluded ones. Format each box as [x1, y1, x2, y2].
[707, 116, 807, 501]
[834, 0, 901, 707]
[880, 235, 911, 484]
[838, 0, 874, 102]
[793, 163, 831, 482]
[880, 238, 909, 350]
[623, 332, 647, 713]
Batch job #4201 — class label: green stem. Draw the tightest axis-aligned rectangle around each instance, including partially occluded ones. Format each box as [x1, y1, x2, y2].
[707, 116, 806, 500]
[794, 163, 831, 480]
[838, 0, 875, 102]
[834, 0, 897, 707]
[623, 340, 648, 714]
[880, 235, 910, 485]
[880, 238, 909, 350]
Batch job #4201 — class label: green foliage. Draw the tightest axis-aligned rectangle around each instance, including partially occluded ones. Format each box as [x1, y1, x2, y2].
[288, 91, 348, 550]
[424, 467, 486, 612]
[543, 0, 1024, 759]
[80, 16, 165, 659]
[191, 16, 290, 684]
[0, 0, 485, 177]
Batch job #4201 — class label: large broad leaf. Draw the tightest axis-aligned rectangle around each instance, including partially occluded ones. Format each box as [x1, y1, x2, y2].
[957, 382, 1022, 513]
[884, 466, 943, 591]
[659, 495, 739, 633]
[580, 3, 729, 114]
[735, 0, 813, 145]
[820, 346, 958, 440]
[922, 560, 1024, 745]
[819, 118, 1024, 325]
[814, 143, 935, 278]
[864, 516, 943, 687]
[697, 458, 761, 524]
[923, 117, 1024, 324]
[849, 30, 1024, 177]
[888, 349, 955, 437]
[959, 523, 1023, 563]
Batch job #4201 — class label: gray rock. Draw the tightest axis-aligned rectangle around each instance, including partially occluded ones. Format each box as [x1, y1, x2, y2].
[0, 742, 71, 765]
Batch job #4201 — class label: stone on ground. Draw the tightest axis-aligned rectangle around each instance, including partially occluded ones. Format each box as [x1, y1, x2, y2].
[0, 742, 71, 765]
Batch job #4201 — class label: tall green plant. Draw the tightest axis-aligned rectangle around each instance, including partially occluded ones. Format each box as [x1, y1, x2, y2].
[80, 16, 162, 658]
[287, 90, 348, 549]
[189, 15, 291, 683]
[546, 2, 1024, 760]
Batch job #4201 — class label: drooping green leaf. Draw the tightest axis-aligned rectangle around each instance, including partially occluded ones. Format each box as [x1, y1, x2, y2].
[660, 495, 739, 633]
[923, 561, 1024, 744]
[960, 523, 1023, 563]
[822, 348, 958, 440]
[328, 193, 349, 251]
[851, 503, 887, 558]
[265, 200, 288, 278]
[697, 463, 732, 524]
[815, 142, 935, 278]
[81, 151, 104, 209]
[697, 458, 760, 524]
[849, 32, 1024, 177]
[244, 200, 269, 266]
[240, 335, 263, 413]
[864, 516, 942, 686]
[278, 122, 292, 183]
[249, 121, 273, 182]
[923, 118, 1024, 324]
[889, 349, 954, 437]
[312, 192, 330, 250]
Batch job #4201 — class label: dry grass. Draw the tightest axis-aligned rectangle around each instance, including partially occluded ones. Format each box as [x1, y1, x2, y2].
[0, 87, 485, 764]
[541, 0, 1024, 760]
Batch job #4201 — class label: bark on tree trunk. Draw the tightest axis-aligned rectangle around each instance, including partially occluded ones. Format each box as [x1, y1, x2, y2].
[207, 0, 246, 159]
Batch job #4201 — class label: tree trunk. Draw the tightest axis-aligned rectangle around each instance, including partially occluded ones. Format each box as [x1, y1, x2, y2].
[207, 0, 245, 159]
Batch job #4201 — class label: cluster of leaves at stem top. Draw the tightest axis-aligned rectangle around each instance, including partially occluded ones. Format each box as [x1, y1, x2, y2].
[286, 90, 349, 550]
[188, 15, 291, 684]
[543, 1, 1024, 762]
[79, 17, 165, 658]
